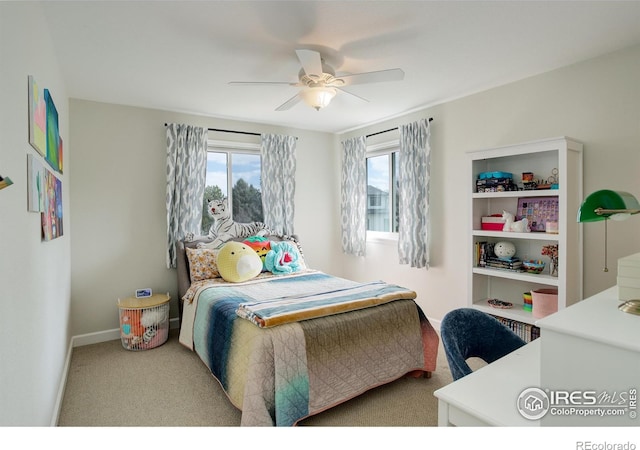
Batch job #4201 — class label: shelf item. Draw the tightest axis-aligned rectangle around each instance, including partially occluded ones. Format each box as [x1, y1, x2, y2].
[522, 260, 545, 274]
[531, 288, 558, 319]
[516, 196, 559, 232]
[492, 316, 540, 343]
[481, 214, 505, 231]
[467, 136, 583, 326]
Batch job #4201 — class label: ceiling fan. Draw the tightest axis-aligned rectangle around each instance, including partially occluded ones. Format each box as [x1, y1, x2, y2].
[229, 49, 405, 111]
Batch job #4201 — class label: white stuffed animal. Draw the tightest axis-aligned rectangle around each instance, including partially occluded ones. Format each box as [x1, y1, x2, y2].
[502, 210, 530, 232]
[199, 198, 273, 249]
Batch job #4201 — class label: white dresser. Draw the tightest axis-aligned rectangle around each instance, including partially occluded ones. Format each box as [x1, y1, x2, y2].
[434, 286, 640, 426]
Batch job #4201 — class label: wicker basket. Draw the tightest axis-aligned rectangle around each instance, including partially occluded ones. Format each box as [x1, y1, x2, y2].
[118, 293, 170, 351]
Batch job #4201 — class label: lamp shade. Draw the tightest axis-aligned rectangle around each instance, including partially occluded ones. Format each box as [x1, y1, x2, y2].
[577, 190, 640, 223]
[300, 87, 336, 111]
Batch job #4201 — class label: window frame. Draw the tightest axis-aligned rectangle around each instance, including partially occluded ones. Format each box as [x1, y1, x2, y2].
[366, 139, 400, 243]
[203, 139, 262, 231]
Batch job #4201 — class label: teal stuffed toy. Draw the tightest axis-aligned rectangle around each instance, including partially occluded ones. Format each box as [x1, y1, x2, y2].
[265, 241, 302, 275]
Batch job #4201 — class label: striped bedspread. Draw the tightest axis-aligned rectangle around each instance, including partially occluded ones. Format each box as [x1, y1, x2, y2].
[179, 270, 439, 426]
[235, 274, 417, 327]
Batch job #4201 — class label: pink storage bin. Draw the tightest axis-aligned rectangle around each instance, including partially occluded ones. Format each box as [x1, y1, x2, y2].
[531, 288, 558, 318]
[481, 216, 505, 231]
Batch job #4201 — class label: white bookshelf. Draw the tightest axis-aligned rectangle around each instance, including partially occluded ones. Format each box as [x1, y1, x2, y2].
[467, 137, 583, 326]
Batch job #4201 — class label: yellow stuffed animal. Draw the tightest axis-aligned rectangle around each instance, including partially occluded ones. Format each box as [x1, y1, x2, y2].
[217, 241, 263, 282]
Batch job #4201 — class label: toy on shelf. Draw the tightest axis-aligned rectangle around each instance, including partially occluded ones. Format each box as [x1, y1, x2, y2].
[521, 168, 559, 190]
[502, 210, 530, 232]
[494, 241, 516, 259]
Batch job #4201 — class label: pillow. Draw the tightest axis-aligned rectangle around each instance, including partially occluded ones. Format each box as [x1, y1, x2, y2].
[242, 236, 271, 271]
[265, 240, 304, 275]
[264, 234, 307, 267]
[185, 247, 220, 282]
[217, 241, 263, 283]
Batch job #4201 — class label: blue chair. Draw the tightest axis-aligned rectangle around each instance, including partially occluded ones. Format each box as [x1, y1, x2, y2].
[440, 308, 526, 381]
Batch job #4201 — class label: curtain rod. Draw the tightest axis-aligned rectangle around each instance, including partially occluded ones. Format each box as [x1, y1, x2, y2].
[366, 117, 433, 139]
[164, 124, 297, 140]
[208, 127, 261, 137]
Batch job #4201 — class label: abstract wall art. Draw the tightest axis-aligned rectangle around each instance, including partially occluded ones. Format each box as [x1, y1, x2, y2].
[27, 154, 46, 212]
[44, 88, 63, 173]
[41, 168, 63, 241]
[28, 75, 47, 157]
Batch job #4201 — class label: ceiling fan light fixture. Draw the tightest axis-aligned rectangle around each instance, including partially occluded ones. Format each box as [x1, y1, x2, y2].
[301, 87, 336, 111]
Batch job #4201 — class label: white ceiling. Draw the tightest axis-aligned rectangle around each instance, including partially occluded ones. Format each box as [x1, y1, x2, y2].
[41, 1, 640, 134]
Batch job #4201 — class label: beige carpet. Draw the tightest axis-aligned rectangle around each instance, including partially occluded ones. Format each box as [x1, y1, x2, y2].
[57, 328, 478, 427]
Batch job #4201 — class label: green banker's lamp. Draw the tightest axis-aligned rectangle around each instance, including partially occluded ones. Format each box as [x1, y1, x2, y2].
[577, 190, 640, 315]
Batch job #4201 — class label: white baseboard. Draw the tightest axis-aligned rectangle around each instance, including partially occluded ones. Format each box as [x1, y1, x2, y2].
[50, 336, 74, 426]
[71, 317, 181, 347]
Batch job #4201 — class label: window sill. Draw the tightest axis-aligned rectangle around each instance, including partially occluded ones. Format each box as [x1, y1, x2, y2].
[366, 231, 398, 245]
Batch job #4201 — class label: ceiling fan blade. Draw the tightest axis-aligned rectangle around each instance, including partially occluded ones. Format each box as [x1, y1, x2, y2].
[336, 87, 370, 103]
[229, 81, 299, 86]
[295, 49, 323, 78]
[275, 94, 301, 111]
[337, 68, 405, 86]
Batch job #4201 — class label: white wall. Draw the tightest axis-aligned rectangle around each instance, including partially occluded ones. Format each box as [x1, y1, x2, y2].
[69, 100, 340, 336]
[338, 44, 640, 324]
[0, 2, 71, 426]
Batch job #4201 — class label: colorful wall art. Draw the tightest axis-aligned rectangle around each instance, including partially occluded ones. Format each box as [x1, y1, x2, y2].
[42, 169, 63, 241]
[28, 75, 47, 157]
[27, 154, 46, 212]
[44, 88, 63, 173]
[27, 75, 64, 240]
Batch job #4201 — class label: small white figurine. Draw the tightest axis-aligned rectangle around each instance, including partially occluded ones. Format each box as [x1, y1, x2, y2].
[502, 210, 530, 232]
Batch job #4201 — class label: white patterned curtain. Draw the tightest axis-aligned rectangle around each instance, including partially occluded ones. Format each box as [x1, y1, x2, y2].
[398, 118, 431, 268]
[340, 136, 367, 256]
[260, 134, 297, 235]
[165, 123, 208, 268]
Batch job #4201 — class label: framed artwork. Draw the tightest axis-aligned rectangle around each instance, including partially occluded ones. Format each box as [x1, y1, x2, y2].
[28, 76, 46, 157]
[27, 154, 46, 212]
[41, 168, 63, 241]
[27, 76, 64, 240]
[516, 196, 559, 232]
[44, 88, 63, 173]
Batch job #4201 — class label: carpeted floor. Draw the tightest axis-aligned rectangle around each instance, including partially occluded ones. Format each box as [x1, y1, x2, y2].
[57, 328, 479, 427]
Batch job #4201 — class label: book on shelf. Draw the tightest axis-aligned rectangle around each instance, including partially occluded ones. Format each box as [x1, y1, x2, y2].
[484, 257, 522, 271]
[491, 316, 540, 343]
[475, 241, 522, 271]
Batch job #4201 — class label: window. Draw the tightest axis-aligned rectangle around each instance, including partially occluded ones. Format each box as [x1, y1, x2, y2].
[366, 143, 399, 234]
[201, 141, 263, 235]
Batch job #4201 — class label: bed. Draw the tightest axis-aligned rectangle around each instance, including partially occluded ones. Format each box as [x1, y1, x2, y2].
[176, 234, 439, 426]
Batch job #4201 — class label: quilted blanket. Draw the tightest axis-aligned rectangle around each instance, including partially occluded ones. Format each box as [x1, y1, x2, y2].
[179, 271, 439, 426]
[236, 275, 417, 328]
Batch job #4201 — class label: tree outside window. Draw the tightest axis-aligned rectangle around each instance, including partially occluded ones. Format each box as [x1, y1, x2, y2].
[201, 149, 263, 234]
